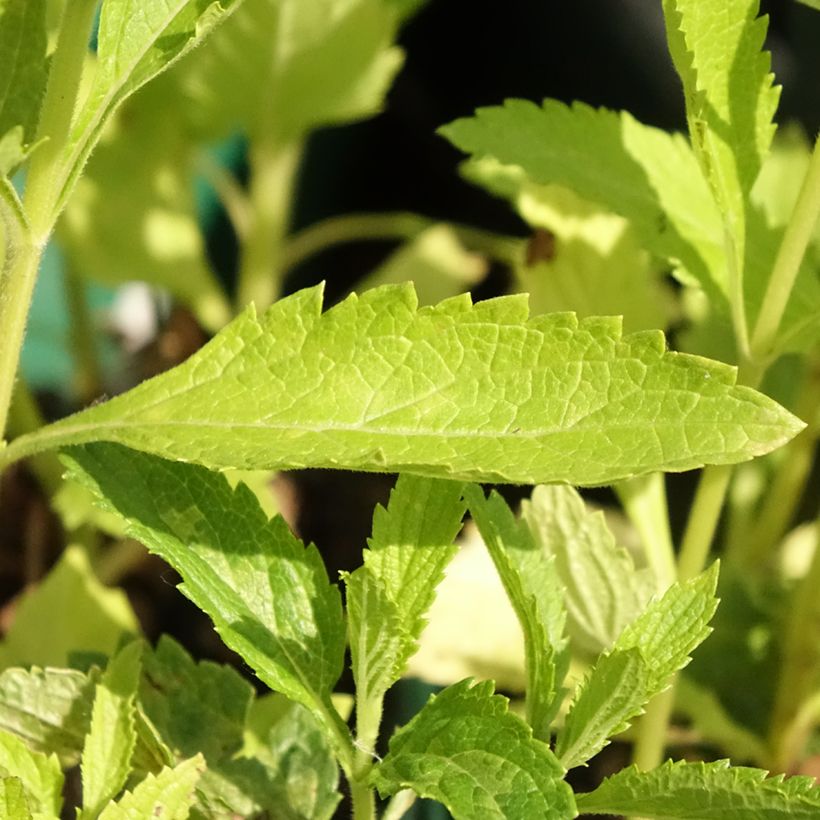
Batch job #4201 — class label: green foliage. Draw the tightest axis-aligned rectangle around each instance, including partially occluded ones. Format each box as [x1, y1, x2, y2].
[465, 486, 568, 739]
[0, 728, 63, 817]
[0, 545, 138, 669]
[371, 679, 576, 820]
[0, 0, 48, 174]
[5, 284, 802, 484]
[62, 444, 347, 739]
[575, 759, 820, 818]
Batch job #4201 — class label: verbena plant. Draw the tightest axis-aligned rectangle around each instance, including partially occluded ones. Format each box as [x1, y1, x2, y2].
[0, 0, 819, 818]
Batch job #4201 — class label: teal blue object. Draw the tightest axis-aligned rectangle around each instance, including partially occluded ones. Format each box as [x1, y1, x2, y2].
[20, 242, 117, 395]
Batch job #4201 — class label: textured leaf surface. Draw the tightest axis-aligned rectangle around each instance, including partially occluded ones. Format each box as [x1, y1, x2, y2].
[99, 754, 204, 820]
[662, 0, 779, 279]
[173, 0, 402, 139]
[442, 100, 725, 301]
[0, 728, 62, 817]
[613, 563, 719, 689]
[9, 284, 803, 486]
[140, 636, 252, 764]
[0, 666, 96, 766]
[371, 679, 576, 820]
[0, 0, 48, 172]
[465, 486, 567, 738]
[55, 0, 242, 214]
[575, 759, 820, 818]
[63, 444, 346, 735]
[0, 545, 138, 668]
[555, 566, 719, 770]
[522, 485, 655, 659]
[555, 648, 648, 770]
[81, 642, 142, 818]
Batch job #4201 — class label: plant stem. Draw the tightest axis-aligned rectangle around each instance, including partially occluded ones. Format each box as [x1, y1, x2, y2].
[751, 134, 820, 360]
[632, 687, 676, 771]
[768, 511, 820, 772]
[235, 138, 302, 312]
[676, 465, 733, 581]
[615, 473, 676, 590]
[0, 0, 97, 439]
[281, 211, 521, 273]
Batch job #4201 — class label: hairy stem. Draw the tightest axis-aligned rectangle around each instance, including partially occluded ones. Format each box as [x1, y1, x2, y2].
[235, 138, 302, 312]
[0, 0, 97, 438]
[751, 134, 820, 360]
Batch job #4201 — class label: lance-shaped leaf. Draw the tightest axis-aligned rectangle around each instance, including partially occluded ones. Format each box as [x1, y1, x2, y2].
[575, 759, 820, 818]
[5, 284, 803, 485]
[521, 485, 655, 659]
[346, 476, 465, 742]
[441, 100, 726, 303]
[370, 679, 576, 820]
[54, 0, 243, 214]
[99, 754, 204, 820]
[81, 641, 142, 818]
[62, 443, 347, 739]
[465, 486, 567, 739]
[661, 0, 779, 283]
[555, 565, 719, 770]
[0, 0, 48, 174]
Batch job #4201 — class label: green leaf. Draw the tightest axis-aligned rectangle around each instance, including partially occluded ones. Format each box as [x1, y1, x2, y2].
[555, 648, 648, 771]
[0, 0, 48, 172]
[99, 754, 204, 820]
[9, 284, 803, 485]
[613, 563, 720, 689]
[0, 777, 32, 819]
[81, 641, 143, 818]
[172, 0, 403, 140]
[0, 545, 139, 669]
[555, 565, 720, 770]
[0, 666, 97, 766]
[661, 0, 779, 282]
[139, 636, 252, 764]
[441, 100, 726, 303]
[62, 444, 347, 739]
[465, 486, 567, 740]
[521, 485, 655, 659]
[462, 161, 676, 334]
[575, 759, 820, 818]
[371, 679, 576, 820]
[59, 83, 230, 332]
[797, 0, 820, 10]
[55, 0, 243, 214]
[0, 728, 63, 817]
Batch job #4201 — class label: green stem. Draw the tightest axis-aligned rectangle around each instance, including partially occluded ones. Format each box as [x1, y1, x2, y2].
[0, 0, 97, 439]
[196, 151, 252, 242]
[751, 134, 820, 360]
[382, 790, 417, 820]
[676, 465, 733, 581]
[281, 211, 521, 273]
[736, 364, 820, 569]
[631, 464, 733, 771]
[632, 687, 676, 771]
[615, 473, 676, 590]
[724, 225, 751, 364]
[235, 138, 302, 312]
[768, 511, 820, 772]
[6, 383, 62, 496]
